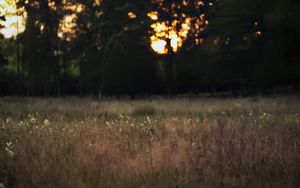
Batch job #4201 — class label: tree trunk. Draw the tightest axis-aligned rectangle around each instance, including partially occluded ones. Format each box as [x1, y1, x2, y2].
[165, 38, 174, 95]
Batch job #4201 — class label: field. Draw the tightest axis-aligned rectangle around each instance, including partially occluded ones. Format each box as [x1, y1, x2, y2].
[1, 96, 300, 188]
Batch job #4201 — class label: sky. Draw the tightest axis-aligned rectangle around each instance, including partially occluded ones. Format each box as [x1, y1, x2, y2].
[0, 0, 84, 40]
[0, 0, 208, 54]
[0, 0, 26, 38]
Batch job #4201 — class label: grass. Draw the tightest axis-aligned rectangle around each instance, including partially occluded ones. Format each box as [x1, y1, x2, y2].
[131, 105, 158, 116]
[0, 96, 300, 188]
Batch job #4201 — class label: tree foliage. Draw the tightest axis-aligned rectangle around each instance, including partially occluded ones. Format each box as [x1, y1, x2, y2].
[0, 0, 299, 96]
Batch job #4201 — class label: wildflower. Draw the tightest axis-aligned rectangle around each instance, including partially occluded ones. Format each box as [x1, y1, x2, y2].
[147, 116, 151, 123]
[43, 119, 50, 126]
[5, 142, 14, 158]
[30, 117, 37, 124]
[6, 142, 12, 147]
[6, 118, 11, 123]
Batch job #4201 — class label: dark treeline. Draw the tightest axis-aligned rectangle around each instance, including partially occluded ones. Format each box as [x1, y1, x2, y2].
[0, 0, 299, 97]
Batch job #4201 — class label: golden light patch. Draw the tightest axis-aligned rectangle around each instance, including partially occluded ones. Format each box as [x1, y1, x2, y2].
[93, 0, 101, 7]
[48, 0, 56, 11]
[148, 0, 207, 54]
[151, 38, 167, 54]
[0, 0, 26, 38]
[128, 12, 136, 19]
[58, 2, 85, 40]
[147, 11, 158, 21]
[64, 3, 85, 13]
[149, 17, 193, 54]
[255, 31, 262, 37]
[58, 14, 77, 41]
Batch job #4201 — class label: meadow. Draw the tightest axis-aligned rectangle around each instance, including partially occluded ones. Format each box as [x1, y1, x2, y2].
[0, 96, 300, 188]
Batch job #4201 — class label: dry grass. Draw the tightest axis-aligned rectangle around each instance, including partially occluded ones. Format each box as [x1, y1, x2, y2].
[0, 96, 300, 188]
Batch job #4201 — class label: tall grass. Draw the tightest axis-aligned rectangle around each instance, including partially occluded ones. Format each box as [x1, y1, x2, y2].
[0, 96, 300, 187]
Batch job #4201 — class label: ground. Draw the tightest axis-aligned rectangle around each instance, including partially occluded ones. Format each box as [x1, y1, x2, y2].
[0, 96, 300, 188]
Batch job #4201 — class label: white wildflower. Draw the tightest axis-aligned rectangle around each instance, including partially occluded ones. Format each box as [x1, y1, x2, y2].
[6, 118, 11, 123]
[30, 117, 37, 124]
[147, 116, 151, 123]
[43, 119, 50, 126]
[6, 142, 12, 147]
[5, 142, 14, 158]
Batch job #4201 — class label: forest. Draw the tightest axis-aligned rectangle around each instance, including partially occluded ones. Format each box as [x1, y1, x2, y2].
[0, 0, 300, 96]
[1, 1, 300, 187]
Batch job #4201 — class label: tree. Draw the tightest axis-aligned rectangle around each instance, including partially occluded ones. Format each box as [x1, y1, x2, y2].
[18, 0, 58, 95]
[99, 0, 158, 96]
[147, 0, 211, 94]
[0, 16, 6, 65]
[209, 0, 300, 93]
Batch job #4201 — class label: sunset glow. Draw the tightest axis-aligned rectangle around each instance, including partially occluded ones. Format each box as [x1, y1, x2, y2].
[148, 14, 204, 54]
[149, 18, 192, 54]
[147, 11, 158, 21]
[58, 2, 85, 41]
[0, 0, 85, 40]
[1, 0, 208, 47]
[147, 0, 207, 54]
[128, 12, 137, 19]
[58, 14, 77, 40]
[0, 0, 26, 38]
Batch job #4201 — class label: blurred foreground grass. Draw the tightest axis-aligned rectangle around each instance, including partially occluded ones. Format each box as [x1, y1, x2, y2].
[0, 96, 300, 188]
